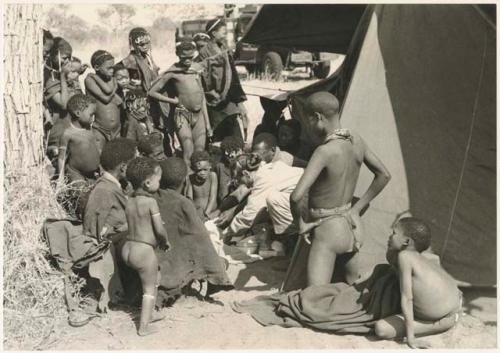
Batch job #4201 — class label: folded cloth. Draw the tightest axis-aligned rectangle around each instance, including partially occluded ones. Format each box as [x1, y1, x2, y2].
[232, 263, 401, 334]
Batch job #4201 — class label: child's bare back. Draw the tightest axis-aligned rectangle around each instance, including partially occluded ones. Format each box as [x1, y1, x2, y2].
[399, 250, 460, 321]
[126, 195, 162, 248]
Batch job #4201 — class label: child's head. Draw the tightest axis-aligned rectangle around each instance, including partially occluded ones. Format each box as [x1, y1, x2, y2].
[43, 29, 54, 60]
[190, 151, 212, 182]
[206, 18, 227, 44]
[193, 32, 210, 51]
[129, 27, 151, 55]
[303, 91, 340, 139]
[231, 153, 262, 188]
[159, 157, 188, 191]
[220, 136, 244, 162]
[175, 38, 196, 67]
[113, 63, 130, 88]
[278, 119, 301, 149]
[66, 94, 96, 127]
[126, 157, 162, 193]
[49, 37, 72, 70]
[388, 217, 431, 253]
[66, 57, 83, 81]
[90, 50, 115, 79]
[252, 132, 278, 163]
[100, 138, 138, 180]
[138, 132, 166, 161]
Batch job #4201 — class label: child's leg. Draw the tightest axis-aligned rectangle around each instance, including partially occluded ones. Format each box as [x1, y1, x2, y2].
[307, 217, 354, 286]
[192, 111, 206, 152]
[151, 269, 165, 322]
[374, 313, 458, 340]
[176, 120, 194, 166]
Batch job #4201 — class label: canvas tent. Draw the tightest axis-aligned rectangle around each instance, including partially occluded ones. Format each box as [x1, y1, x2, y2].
[242, 4, 496, 287]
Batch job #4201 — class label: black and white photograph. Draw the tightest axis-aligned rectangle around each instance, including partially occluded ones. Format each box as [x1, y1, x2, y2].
[2, 2, 497, 350]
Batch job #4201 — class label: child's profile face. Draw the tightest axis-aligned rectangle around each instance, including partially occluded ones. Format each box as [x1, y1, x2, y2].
[224, 148, 243, 162]
[51, 50, 71, 70]
[387, 224, 408, 251]
[97, 59, 115, 79]
[193, 160, 211, 181]
[115, 69, 130, 88]
[212, 26, 227, 43]
[278, 125, 297, 147]
[77, 104, 96, 128]
[148, 145, 167, 162]
[144, 166, 162, 193]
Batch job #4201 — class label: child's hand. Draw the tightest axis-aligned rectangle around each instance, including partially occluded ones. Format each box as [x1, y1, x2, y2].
[163, 241, 172, 252]
[206, 127, 213, 139]
[298, 219, 321, 241]
[407, 338, 431, 349]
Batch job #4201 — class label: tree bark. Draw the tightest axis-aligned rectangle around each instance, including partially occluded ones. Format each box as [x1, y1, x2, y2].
[4, 4, 44, 171]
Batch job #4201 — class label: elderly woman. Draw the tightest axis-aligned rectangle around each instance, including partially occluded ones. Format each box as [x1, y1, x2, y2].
[195, 18, 248, 142]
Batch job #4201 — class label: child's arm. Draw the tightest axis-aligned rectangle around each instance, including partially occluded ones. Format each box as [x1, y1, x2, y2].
[84, 75, 116, 104]
[50, 63, 72, 109]
[56, 131, 70, 185]
[202, 96, 212, 139]
[205, 172, 218, 215]
[350, 137, 391, 218]
[88, 73, 115, 95]
[290, 148, 326, 240]
[148, 74, 180, 105]
[150, 199, 170, 251]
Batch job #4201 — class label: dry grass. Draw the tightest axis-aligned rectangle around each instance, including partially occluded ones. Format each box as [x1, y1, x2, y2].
[3, 164, 71, 350]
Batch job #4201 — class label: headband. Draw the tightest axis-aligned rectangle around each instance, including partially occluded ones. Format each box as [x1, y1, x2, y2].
[91, 50, 114, 68]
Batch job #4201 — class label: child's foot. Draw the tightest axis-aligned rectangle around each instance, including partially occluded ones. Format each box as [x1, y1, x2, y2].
[150, 310, 166, 323]
[138, 324, 159, 336]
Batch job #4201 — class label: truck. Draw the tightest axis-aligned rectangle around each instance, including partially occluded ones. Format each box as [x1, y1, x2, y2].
[176, 4, 331, 80]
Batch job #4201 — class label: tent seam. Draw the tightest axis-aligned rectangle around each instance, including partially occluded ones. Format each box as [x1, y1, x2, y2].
[440, 28, 489, 258]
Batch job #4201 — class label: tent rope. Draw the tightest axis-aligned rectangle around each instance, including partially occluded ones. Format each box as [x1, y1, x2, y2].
[440, 29, 489, 258]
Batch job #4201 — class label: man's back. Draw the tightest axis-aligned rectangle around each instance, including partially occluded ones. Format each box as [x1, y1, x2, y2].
[309, 132, 364, 209]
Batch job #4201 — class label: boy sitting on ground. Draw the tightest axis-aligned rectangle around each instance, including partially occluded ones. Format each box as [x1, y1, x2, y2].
[122, 157, 171, 336]
[85, 50, 122, 152]
[375, 217, 462, 349]
[57, 94, 100, 186]
[215, 136, 244, 204]
[137, 132, 167, 162]
[290, 91, 391, 287]
[185, 151, 219, 220]
[148, 38, 211, 167]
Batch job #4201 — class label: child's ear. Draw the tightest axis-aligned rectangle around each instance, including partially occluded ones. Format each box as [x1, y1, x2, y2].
[314, 112, 324, 121]
[403, 238, 411, 248]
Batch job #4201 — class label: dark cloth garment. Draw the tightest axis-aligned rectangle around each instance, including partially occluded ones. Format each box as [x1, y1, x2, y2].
[196, 40, 247, 130]
[153, 189, 233, 303]
[232, 264, 400, 334]
[82, 175, 127, 243]
[212, 113, 243, 142]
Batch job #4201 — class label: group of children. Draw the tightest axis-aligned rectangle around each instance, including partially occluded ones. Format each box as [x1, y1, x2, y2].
[41, 24, 461, 346]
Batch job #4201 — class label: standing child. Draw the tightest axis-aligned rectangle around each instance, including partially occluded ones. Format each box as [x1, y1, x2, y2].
[375, 217, 462, 348]
[57, 94, 100, 186]
[148, 38, 211, 167]
[122, 157, 171, 336]
[185, 151, 219, 220]
[290, 91, 391, 286]
[85, 50, 122, 153]
[215, 136, 244, 204]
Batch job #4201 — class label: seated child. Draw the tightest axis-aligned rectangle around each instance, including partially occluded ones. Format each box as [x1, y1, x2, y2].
[124, 89, 156, 142]
[85, 50, 122, 153]
[215, 136, 244, 204]
[185, 151, 219, 220]
[57, 94, 100, 186]
[138, 132, 167, 161]
[375, 217, 462, 349]
[122, 157, 171, 336]
[148, 38, 211, 167]
[278, 119, 302, 157]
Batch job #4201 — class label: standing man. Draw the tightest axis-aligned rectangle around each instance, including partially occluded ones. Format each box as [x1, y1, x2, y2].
[196, 18, 248, 142]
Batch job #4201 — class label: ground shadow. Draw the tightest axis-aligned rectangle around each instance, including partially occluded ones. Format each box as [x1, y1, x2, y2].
[233, 256, 290, 292]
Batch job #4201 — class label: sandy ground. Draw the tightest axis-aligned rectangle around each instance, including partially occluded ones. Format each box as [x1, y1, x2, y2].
[45, 73, 496, 350]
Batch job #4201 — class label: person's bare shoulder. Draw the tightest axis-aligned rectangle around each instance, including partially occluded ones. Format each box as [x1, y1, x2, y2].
[397, 249, 420, 266]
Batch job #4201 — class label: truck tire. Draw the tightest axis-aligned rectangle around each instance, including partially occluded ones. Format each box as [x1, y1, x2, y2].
[313, 61, 331, 79]
[261, 51, 283, 80]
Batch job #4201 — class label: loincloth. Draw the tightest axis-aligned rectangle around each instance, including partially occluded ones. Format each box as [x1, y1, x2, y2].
[92, 122, 121, 142]
[174, 107, 203, 131]
[309, 203, 363, 252]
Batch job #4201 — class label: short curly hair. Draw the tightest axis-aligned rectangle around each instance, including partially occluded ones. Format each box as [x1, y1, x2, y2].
[100, 138, 137, 172]
[159, 157, 187, 190]
[126, 157, 160, 190]
[220, 136, 244, 154]
[190, 150, 211, 169]
[66, 94, 96, 119]
[138, 132, 163, 156]
[396, 217, 431, 252]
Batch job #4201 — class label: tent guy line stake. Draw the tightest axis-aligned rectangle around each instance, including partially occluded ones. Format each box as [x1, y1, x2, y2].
[440, 29, 488, 258]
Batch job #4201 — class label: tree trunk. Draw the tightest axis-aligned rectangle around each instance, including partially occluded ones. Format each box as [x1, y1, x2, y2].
[4, 4, 44, 171]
